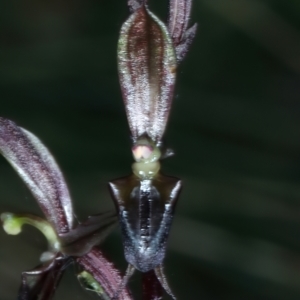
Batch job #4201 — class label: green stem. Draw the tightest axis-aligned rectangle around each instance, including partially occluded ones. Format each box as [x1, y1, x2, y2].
[1, 212, 60, 251]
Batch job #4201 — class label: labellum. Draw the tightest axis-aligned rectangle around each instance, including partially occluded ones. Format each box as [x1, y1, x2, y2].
[110, 0, 196, 298]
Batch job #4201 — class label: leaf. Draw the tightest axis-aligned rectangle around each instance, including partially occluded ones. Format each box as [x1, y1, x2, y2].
[0, 118, 74, 234]
[118, 5, 177, 143]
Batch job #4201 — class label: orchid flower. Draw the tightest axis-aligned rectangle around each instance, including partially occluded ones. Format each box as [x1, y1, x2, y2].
[1, 0, 196, 299]
[0, 117, 132, 300]
[109, 0, 196, 299]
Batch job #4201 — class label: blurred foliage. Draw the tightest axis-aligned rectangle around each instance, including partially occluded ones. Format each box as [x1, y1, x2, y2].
[0, 0, 300, 299]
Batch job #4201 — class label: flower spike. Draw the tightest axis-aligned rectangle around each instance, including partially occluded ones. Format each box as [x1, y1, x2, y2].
[114, 0, 195, 298]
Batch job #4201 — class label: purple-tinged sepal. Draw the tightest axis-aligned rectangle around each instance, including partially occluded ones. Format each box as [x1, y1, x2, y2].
[118, 5, 177, 143]
[0, 117, 74, 234]
[168, 0, 197, 62]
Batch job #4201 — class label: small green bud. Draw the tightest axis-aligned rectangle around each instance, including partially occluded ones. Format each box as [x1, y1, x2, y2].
[77, 271, 110, 300]
[1, 213, 22, 235]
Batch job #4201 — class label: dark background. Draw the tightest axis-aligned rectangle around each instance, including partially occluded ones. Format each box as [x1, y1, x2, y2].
[1, 0, 300, 299]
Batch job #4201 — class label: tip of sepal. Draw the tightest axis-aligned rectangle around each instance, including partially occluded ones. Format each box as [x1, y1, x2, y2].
[175, 22, 197, 62]
[112, 264, 135, 300]
[128, 0, 145, 12]
[154, 265, 177, 300]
